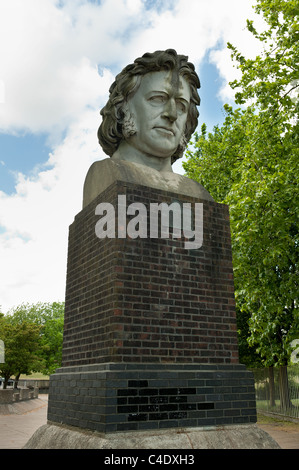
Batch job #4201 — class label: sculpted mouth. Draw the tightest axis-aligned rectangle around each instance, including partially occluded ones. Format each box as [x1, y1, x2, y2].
[154, 127, 175, 136]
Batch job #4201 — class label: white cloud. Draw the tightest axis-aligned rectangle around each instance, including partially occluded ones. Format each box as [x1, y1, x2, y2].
[0, 105, 107, 312]
[209, 4, 267, 102]
[0, 0, 262, 136]
[0, 0, 150, 136]
[0, 0, 265, 312]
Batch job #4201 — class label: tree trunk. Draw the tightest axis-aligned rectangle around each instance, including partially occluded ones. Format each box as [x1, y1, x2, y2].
[14, 372, 20, 389]
[278, 365, 292, 411]
[268, 366, 276, 407]
[3, 377, 9, 389]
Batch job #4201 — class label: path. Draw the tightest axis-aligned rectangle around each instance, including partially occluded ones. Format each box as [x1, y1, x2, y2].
[0, 396, 298, 449]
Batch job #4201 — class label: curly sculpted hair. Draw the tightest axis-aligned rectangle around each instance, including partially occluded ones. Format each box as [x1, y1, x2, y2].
[97, 49, 201, 163]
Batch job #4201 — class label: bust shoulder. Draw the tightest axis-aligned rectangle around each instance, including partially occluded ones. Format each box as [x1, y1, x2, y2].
[83, 158, 214, 208]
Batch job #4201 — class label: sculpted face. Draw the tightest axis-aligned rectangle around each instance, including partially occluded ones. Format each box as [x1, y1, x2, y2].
[121, 70, 191, 163]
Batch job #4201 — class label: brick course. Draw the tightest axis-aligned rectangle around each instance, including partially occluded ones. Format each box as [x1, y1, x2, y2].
[47, 363, 256, 433]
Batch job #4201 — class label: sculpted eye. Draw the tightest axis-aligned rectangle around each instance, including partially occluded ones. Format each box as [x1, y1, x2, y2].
[176, 100, 187, 113]
[149, 95, 166, 105]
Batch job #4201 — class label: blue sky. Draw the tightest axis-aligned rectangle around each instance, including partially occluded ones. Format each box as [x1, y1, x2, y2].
[0, 133, 51, 194]
[0, 0, 263, 312]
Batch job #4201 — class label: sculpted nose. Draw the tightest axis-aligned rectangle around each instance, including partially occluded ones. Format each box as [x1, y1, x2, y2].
[162, 99, 177, 122]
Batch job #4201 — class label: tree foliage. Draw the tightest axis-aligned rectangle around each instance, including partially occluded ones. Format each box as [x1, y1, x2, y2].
[6, 302, 64, 375]
[184, 0, 298, 367]
[0, 316, 44, 388]
[228, 0, 299, 122]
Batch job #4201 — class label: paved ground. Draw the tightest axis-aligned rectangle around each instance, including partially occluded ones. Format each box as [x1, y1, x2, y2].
[257, 420, 299, 450]
[0, 395, 48, 449]
[0, 395, 298, 449]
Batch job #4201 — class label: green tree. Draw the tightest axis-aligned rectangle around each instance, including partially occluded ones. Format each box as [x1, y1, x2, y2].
[7, 302, 64, 375]
[0, 316, 44, 388]
[228, 0, 299, 122]
[184, 0, 298, 409]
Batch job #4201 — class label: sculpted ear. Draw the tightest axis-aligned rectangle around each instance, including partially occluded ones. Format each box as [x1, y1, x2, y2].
[122, 103, 137, 139]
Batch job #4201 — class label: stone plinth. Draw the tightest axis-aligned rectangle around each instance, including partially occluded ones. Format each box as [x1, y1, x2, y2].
[61, 180, 239, 366]
[47, 180, 257, 434]
[25, 423, 281, 449]
[48, 363, 256, 434]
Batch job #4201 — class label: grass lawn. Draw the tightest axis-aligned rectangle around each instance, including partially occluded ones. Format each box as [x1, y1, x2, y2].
[257, 412, 299, 428]
[18, 373, 49, 380]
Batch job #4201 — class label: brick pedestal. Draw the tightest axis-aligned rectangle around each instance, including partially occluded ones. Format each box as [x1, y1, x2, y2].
[47, 181, 257, 432]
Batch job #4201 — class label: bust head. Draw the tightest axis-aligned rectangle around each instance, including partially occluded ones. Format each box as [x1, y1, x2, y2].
[98, 49, 200, 171]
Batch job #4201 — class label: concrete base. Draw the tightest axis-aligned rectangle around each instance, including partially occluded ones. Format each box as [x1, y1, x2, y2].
[0, 387, 39, 404]
[24, 422, 280, 449]
[0, 397, 45, 416]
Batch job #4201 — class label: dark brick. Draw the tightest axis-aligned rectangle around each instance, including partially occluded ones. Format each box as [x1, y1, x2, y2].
[128, 413, 147, 422]
[128, 380, 148, 388]
[197, 402, 215, 410]
[47, 181, 257, 434]
[61, 182, 240, 367]
[149, 412, 169, 421]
